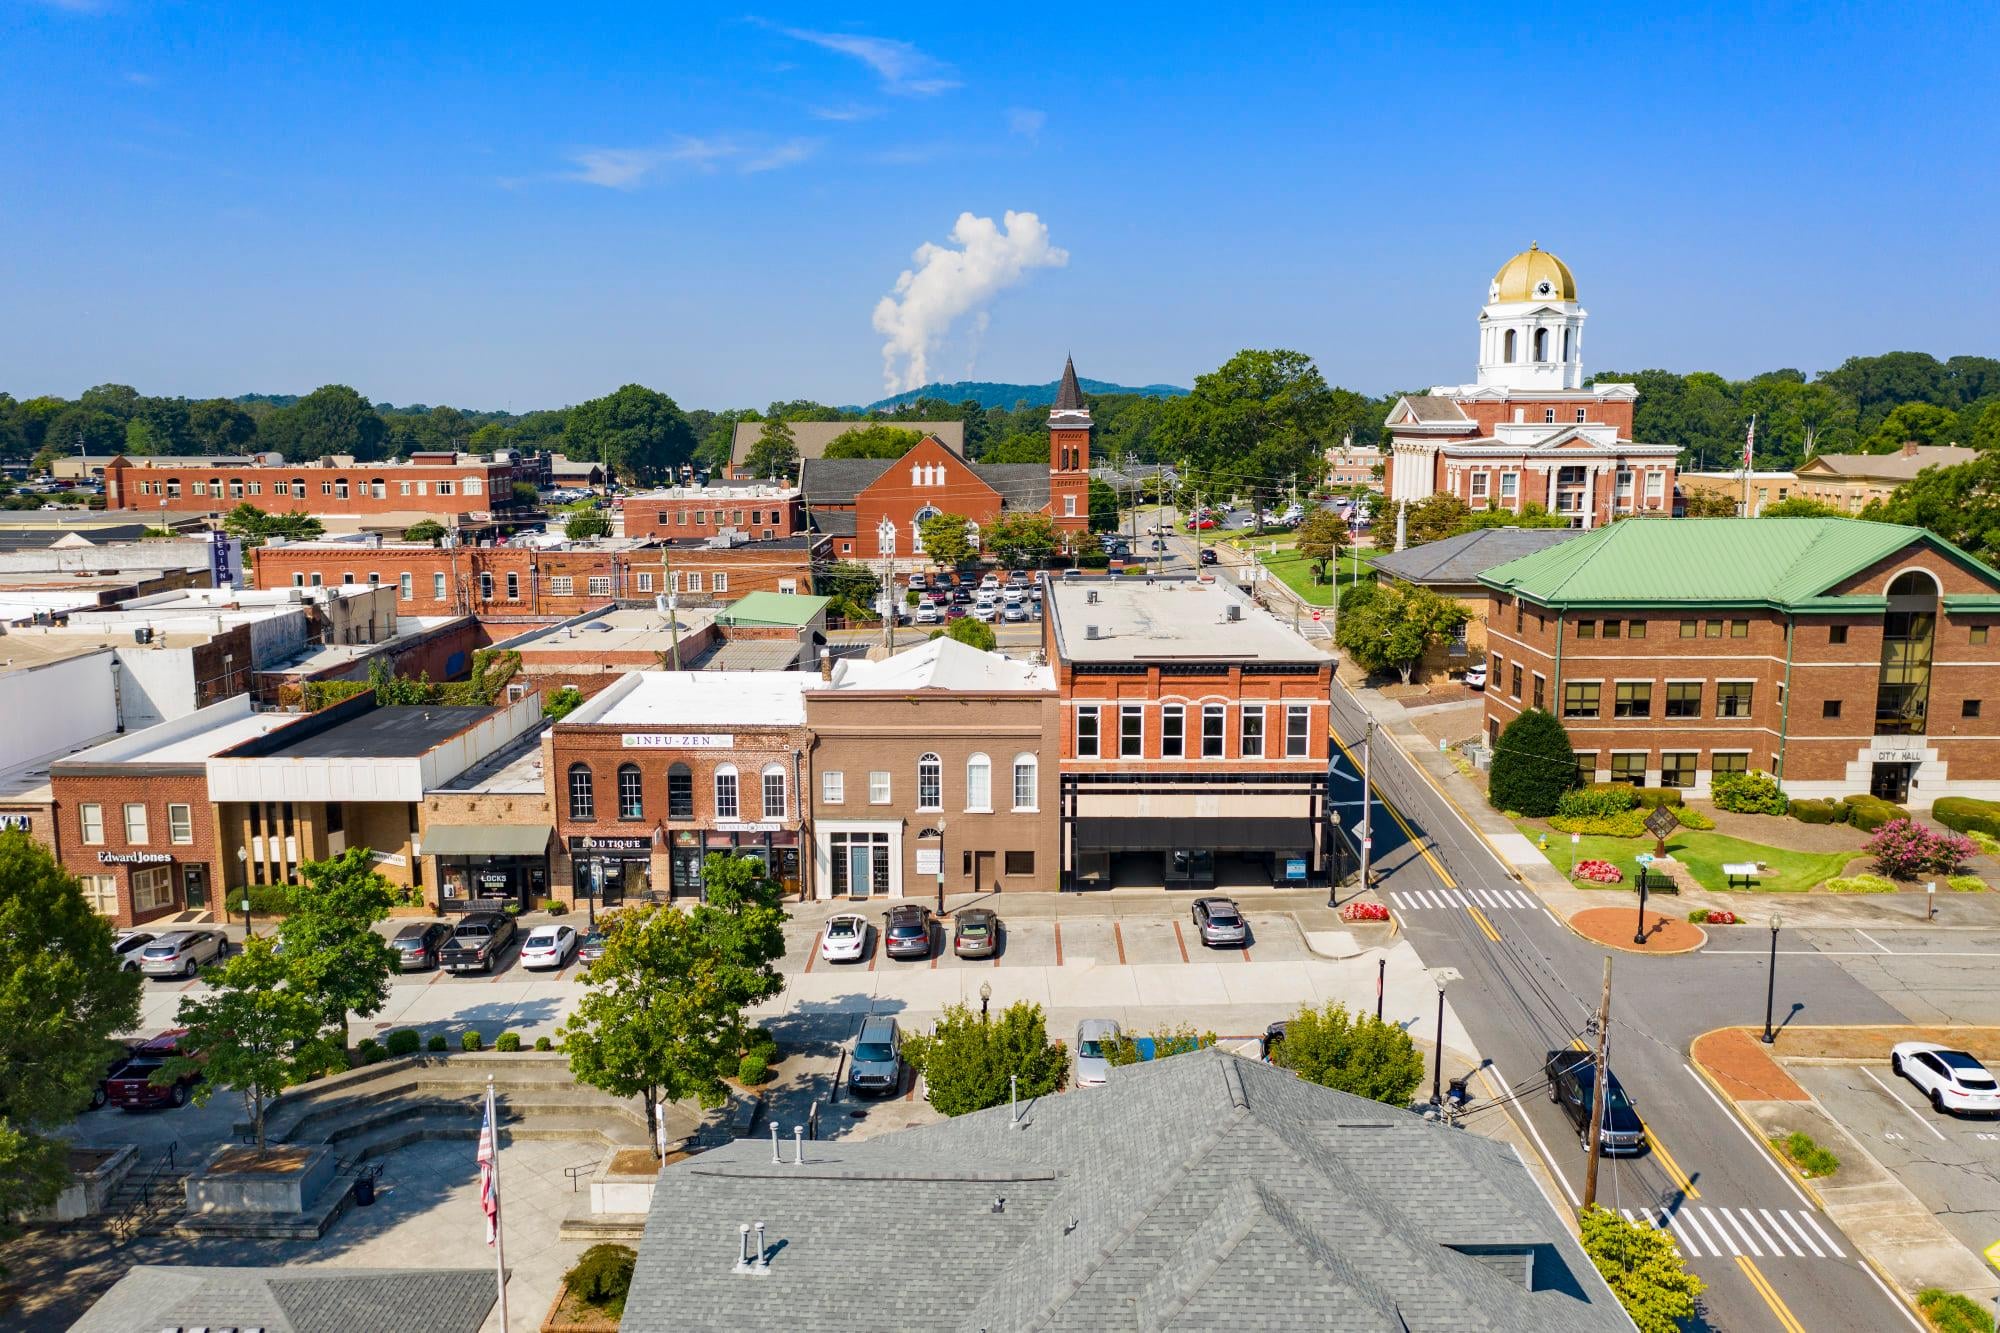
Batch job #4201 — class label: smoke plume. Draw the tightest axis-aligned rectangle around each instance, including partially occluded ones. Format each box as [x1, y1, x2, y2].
[871, 211, 1067, 392]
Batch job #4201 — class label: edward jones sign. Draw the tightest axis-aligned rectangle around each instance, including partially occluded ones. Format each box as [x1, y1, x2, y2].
[622, 734, 734, 750]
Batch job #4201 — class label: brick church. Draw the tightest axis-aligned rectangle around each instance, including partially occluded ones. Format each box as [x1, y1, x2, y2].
[801, 358, 1094, 566]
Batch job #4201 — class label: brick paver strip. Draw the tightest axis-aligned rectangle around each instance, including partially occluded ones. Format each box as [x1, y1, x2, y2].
[1691, 1027, 1809, 1102]
[1567, 906, 1707, 954]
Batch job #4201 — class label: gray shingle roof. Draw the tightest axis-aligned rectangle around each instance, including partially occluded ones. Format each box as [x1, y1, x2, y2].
[808, 509, 857, 537]
[625, 1048, 1625, 1332]
[1370, 527, 1585, 587]
[70, 1265, 498, 1333]
[972, 463, 1051, 510]
[798, 457, 894, 506]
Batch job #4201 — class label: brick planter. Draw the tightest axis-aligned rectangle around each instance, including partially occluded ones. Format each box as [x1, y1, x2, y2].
[540, 1281, 621, 1332]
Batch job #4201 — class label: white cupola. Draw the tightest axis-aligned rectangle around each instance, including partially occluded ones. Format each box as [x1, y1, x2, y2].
[1476, 243, 1587, 392]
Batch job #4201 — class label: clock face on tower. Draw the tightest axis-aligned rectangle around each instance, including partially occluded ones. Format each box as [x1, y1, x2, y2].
[1536, 280, 1553, 297]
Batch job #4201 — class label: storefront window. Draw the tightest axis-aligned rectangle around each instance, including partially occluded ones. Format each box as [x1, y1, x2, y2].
[668, 763, 694, 818]
[761, 764, 787, 820]
[617, 764, 644, 820]
[132, 865, 175, 913]
[568, 764, 594, 820]
[715, 766, 740, 820]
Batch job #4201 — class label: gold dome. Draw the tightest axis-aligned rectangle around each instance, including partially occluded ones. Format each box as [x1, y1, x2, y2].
[1490, 243, 1577, 302]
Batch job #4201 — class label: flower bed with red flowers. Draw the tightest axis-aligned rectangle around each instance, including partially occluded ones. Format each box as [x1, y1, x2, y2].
[1339, 901, 1391, 923]
[1574, 859, 1624, 884]
[1704, 909, 1738, 925]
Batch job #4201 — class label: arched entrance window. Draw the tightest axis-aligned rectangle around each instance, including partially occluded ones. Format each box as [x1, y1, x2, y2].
[912, 505, 941, 554]
[1503, 329, 1517, 363]
[617, 763, 643, 820]
[1533, 328, 1549, 361]
[1875, 570, 1939, 739]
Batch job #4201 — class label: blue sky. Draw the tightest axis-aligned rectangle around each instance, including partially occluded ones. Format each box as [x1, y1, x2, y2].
[4, 2, 1995, 410]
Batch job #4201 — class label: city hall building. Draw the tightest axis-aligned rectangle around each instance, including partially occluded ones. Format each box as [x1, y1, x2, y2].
[1479, 518, 2000, 806]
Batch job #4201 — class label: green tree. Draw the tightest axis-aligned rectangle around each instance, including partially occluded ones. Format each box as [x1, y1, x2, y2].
[1369, 492, 1472, 549]
[987, 512, 1059, 568]
[932, 617, 997, 651]
[122, 418, 160, 456]
[560, 856, 787, 1153]
[1861, 452, 2000, 561]
[221, 502, 324, 547]
[822, 425, 925, 460]
[1087, 476, 1120, 532]
[1456, 501, 1573, 533]
[43, 406, 127, 456]
[187, 398, 259, 452]
[511, 479, 541, 507]
[1678, 488, 1740, 517]
[566, 504, 613, 541]
[1334, 581, 1469, 684]
[163, 937, 332, 1150]
[542, 685, 585, 720]
[1757, 496, 1846, 518]
[402, 518, 447, 544]
[1578, 1205, 1705, 1333]
[741, 418, 799, 480]
[917, 511, 977, 568]
[259, 385, 387, 462]
[564, 385, 696, 485]
[0, 831, 143, 1231]
[1294, 507, 1348, 583]
[1269, 1001, 1424, 1105]
[1487, 707, 1578, 816]
[818, 560, 882, 619]
[1102, 1022, 1216, 1067]
[901, 1000, 1068, 1117]
[1861, 401, 1961, 454]
[979, 432, 1049, 464]
[1157, 349, 1340, 494]
[275, 848, 401, 1047]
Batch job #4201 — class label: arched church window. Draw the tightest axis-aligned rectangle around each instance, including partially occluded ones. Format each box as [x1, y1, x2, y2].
[1562, 327, 1573, 362]
[1533, 329, 1549, 361]
[1503, 330, 1517, 363]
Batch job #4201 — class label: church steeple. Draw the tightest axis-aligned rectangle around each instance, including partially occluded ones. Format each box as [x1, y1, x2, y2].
[1048, 356, 1092, 478]
[1053, 355, 1086, 412]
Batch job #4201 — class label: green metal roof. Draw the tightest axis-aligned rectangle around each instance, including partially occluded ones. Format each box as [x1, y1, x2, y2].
[713, 590, 831, 628]
[1479, 518, 2000, 609]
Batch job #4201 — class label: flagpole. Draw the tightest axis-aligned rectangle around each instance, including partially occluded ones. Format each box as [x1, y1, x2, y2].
[488, 1076, 509, 1331]
[1741, 414, 1755, 516]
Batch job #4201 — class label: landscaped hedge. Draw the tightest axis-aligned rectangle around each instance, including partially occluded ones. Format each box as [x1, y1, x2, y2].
[1631, 787, 1684, 809]
[1787, 798, 1850, 825]
[1845, 794, 1910, 831]
[1550, 809, 1648, 837]
[1675, 805, 1715, 830]
[495, 1031, 522, 1052]
[1556, 784, 1638, 818]
[241, 882, 296, 915]
[1932, 797, 2000, 839]
[1711, 770, 1788, 815]
[385, 1029, 421, 1057]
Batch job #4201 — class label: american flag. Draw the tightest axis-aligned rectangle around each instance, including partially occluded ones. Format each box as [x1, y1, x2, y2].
[477, 1092, 499, 1245]
[1744, 415, 1757, 471]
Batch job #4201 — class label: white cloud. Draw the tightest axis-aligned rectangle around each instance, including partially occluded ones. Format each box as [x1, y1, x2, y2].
[1007, 108, 1046, 140]
[871, 211, 1068, 392]
[809, 102, 882, 122]
[780, 26, 959, 95]
[742, 138, 817, 173]
[561, 135, 813, 188]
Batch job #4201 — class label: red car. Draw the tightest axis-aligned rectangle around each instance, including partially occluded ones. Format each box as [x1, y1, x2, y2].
[103, 1030, 201, 1110]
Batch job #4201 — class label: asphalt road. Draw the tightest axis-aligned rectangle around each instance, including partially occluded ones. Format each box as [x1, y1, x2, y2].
[1325, 679, 1925, 1333]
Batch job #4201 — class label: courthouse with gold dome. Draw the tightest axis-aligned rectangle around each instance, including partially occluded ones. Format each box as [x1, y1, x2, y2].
[1382, 245, 1677, 530]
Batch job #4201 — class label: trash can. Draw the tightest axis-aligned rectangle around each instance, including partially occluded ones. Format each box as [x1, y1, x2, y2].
[354, 1174, 375, 1206]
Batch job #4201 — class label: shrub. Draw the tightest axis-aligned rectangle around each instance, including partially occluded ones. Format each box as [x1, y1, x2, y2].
[1868, 818, 1975, 878]
[427, 1033, 448, 1052]
[1948, 875, 1989, 892]
[1674, 805, 1715, 830]
[1076, 552, 1111, 569]
[1557, 785, 1638, 818]
[1970, 830, 2000, 858]
[1688, 908, 1709, 923]
[1578, 1205, 1704, 1332]
[1711, 770, 1788, 815]
[1574, 859, 1624, 884]
[1487, 709, 1577, 818]
[385, 1029, 421, 1057]
[241, 882, 296, 915]
[541, 898, 567, 915]
[356, 1038, 386, 1065]
[460, 1031, 484, 1052]
[1550, 809, 1647, 837]
[1787, 798, 1849, 825]
[901, 1000, 1069, 1116]
[1932, 797, 2000, 839]
[1773, 1130, 1840, 1178]
[1917, 1288, 1994, 1333]
[737, 1053, 770, 1086]
[534, 1035, 553, 1050]
[495, 1031, 521, 1052]
[743, 1026, 779, 1065]
[1631, 787, 1683, 809]
[1846, 794, 1909, 831]
[1826, 874, 1898, 894]
[1268, 1001, 1425, 1105]
[564, 1244, 638, 1315]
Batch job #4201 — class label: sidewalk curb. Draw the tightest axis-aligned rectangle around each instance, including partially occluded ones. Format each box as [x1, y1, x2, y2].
[1568, 908, 1709, 956]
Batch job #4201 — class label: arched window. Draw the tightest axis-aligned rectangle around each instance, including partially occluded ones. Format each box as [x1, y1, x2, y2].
[964, 753, 991, 810]
[667, 762, 694, 818]
[1562, 327, 1573, 362]
[617, 763, 643, 820]
[761, 762, 787, 820]
[567, 764, 595, 821]
[369, 477, 386, 500]
[1533, 328, 1549, 362]
[1012, 753, 1038, 811]
[714, 764, 740, 820]
[912, 506, 941, 554]
[917, 753, 942, 811]
[1503, 329, 1517, 363]
[1877, 571, 1940, 736]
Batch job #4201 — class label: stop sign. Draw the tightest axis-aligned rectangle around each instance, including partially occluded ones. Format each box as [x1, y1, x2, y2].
[1311, 610, 1323, 622]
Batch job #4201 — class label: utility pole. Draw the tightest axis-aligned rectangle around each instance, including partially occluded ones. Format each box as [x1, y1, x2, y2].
[1357, 717, 1374, 888]
[1582, 955, 1614, 1209]
[882, 553, 895, 656]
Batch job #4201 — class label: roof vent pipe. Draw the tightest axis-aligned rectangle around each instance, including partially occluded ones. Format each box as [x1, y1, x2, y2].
[793, 1125, 805, 1164]
[769, 1121, 781, 1164]
[737, 1223, 752, 1270]
[755, 1221, 769, 1272]
[818, 649, 832, 682]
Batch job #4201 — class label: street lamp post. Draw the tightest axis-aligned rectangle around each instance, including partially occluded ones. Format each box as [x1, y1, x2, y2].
[1426, 967, 1460, 1110]
[1327, 809, 1344, 907]
[980, 981, 991, 1022]
[1761, 914, 1784, 1044]
[1633, 867, 1650, 946]
[235, 845, 250, 938]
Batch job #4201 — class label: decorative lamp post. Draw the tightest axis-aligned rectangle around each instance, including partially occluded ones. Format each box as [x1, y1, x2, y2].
[1427, 967, 1461, 1109]
[980, 981, 992, 1022]
[235, 845, 251, 938]
[1633, 867, 1650, 945]
[1327, 809, 1344, 907]
[1761, 914, 1783, 1044]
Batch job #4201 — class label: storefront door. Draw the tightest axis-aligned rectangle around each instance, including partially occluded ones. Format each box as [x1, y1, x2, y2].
[1871, 761, 1913, 803]
[670, 848, 703, 899]
[847, 845, 874, 898]
[181, 864, 208, 911]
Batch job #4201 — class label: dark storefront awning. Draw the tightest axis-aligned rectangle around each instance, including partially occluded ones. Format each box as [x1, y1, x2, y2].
[421, 824, 552, 858]
[1073, 817, 1311, 853]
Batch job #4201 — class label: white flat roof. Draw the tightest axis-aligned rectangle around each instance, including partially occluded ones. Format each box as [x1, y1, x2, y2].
[1044, 576, 1329, 664]
[515, 606, 720, 658]
[569, 671, 810, 727]
[815, 637, 1052, 692]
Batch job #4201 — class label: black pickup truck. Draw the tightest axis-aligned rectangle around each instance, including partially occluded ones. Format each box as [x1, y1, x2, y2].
[1545, 1049, 1647, 1155]
[440, 912, 518, 975]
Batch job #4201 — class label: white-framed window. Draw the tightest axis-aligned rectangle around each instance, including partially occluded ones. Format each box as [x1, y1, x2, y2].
[399, 573, 413, 600]
[433, 573, 447, 600]
[714, 764, 740, 820]
[588, 576, 612, 597]
[761, 763, 787, 820]
[1120, 705, 1144, 758]
[1470, 472, 1489, 499]
[79, 874, 118, 916]
[479, 572, 493, 600]
[917, 753, 942, 811]
[1500, 472, 1519, 501]
[132, 864, 174, 913]
[1286, 704, 1311, 756]
[868, 770, 890, 804]
[1616, 468, 1635, 498]
[292, 573, 305, 587]
[1064, 495, 1078, 517]
[168, 803, 193, 844]
[686, 573, 703, 593]
[310, 573, 323, 587]
[549, 576, 574, 596]
[1241, 704, 1265, 757]
[1161, 704, 1185, 758]
[436, 481, 455, 496]
[123, 803, 148, 844]
[1012, 753, 1037, 811]
[1202, 704, 1226, 757]
[464, 478, 483, 496]
[778, 578, 797, 594]
[1646, 472, 1665, 502]
[1077, 706, 1100, 758]
[400, 481, 413, 496]
[964, 753, 991, 811]
[712, 572, 728, 593]
[79, 803, 104, 846]
[636, 572, 654, 592]
[505, 572, 519, 600]
[1575, 408, 1588, 423]
[822, 770, 844, 805]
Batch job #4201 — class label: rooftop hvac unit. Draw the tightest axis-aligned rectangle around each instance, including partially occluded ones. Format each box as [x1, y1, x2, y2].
[1085, 589, 1099, 604]
[133, 626, 154, 645]
[1085, 625, 1100, 640]
[1226, 605, 1242, 622]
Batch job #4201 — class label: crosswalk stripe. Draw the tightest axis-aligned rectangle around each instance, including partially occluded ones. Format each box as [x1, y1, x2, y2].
[1507, 888, 1534, 908]
[1445, 888, 1464, 907]
[1739, 1208, 1782, 1256]
[1702, 1208, 1741, 1254]
[1473, 887, 1495, 907]
[1798, 1210, 1845, 1257]
[1672, 1207, 1716, 1257]
[1424, 889, 1444, 909]
[1760, 1208, 1805, 1257]
[1717, 1208, 1764, 1257]
[1777, 1210, 1825, 1257]
[1388, 891, 1407, 908]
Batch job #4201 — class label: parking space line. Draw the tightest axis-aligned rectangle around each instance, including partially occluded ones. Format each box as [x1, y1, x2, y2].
[1861, 1067, 1949, 1141]
[1735, 1256, 1807, 1333]
[1854, 928, 1892, 954]
[1758, 1208, 1805, 1257]
[1173, 920, 1189, 963]
[1113, 922, 1126, 965]
[1053, 923, 1063, 967]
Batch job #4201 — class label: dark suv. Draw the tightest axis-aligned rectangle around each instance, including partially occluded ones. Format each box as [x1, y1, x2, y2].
[848, 1016, 903, 1097]
[882, 904, 934, 960]
[1545, 1050, 1646, 1155]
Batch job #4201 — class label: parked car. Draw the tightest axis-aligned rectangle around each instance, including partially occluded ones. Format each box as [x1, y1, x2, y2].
[907, 573, 928, 591]
[1005, 571, 1030, 591]
[914, 603, 943, 626]
[974, 601, 1000, 622]
[821, 913, 870, 964]
[137, 930, 227, 979]
[440, 912, 518, 974]
[389, 921, 452, 971]
[847, 1015, 903, 1097]
[882, 904, 934, 960]
[89, 1043, 143, 1109]
[112, 930, 156, 972]
[1190, 897, 1247, 948]
[953, 908, 1000, 959]
[1544, 1050, 1646, 1153]
[979, 573, 1000, 591]
[1001, 587, 1025, 606]
[104, 1031, 200, 1110]
[1002, 602, 1029, 623]
[577, 929, 608, 966]
[1198, 548, 1219, 566]
[519, 924, 579, 970]
[1893, 1042, 2000, 1116]
[1463, 662, 1488, 691]
[1060, 569, 1082, 582]
[1075, 1019, 1121, 1087]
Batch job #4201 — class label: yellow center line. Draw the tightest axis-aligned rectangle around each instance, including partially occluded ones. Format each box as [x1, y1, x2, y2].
[1645, 1128, 1701, 1199]
[1329, 730, 1456, 888]
[1735, 1256, 1807, 1333]
[1466, 905, 1502, 943]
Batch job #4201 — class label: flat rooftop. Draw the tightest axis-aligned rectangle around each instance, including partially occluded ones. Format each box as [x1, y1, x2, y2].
[512, 606, 720, 658]
[434, 722, 548, 794]
[232, 704, 499, 759]
[568, 671, 810, 727]
[63, 709, 294, 768]
[1044, 575, 1329, 664]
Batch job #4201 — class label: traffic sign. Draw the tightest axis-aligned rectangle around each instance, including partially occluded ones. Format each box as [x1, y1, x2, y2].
[1311, 610, 1323, 622]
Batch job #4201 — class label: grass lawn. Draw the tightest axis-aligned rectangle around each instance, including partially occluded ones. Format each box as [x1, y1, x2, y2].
[1234, 539, 1380, 607]
[1515, 820, 1855, 894]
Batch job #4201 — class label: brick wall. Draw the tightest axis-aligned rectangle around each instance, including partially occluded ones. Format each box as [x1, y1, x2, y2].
[622, 492, 805, 541]
[106, 459, 517, 518]
[51, 770, 218, 927]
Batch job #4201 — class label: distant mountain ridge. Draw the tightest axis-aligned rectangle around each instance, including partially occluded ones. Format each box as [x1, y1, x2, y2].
[858, 377, 1187, 412]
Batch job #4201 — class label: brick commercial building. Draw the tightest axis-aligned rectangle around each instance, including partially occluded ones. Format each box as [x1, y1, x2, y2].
[805, 637, 1058, 901]
[1383, 245, 1676, 529]
[1479, 518, 2000, 806]
[619, 481, 805, 541]
[1791, 442, 1979, 513]
[550, 673, 813, 906]
[104, 451, 525, 522]
[1044, 575, 1336, 889]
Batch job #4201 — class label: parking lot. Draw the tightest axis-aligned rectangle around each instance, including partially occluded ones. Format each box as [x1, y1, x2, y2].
[1792, 1062, 2000, 1260]
[788, 908, 1317, 974]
